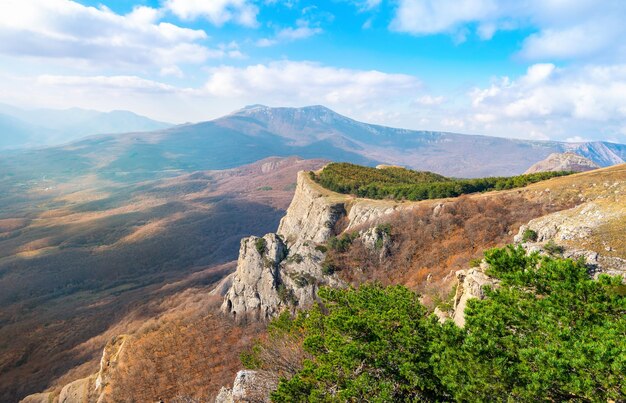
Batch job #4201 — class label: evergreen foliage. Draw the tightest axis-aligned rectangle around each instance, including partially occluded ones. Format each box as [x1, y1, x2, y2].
[245, 246, 625, 402]
[312, 163, 573, 201]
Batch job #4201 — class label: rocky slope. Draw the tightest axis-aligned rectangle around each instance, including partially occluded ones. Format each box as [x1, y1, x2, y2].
[524, 152, 599, 174]
[443, 168, 626, 327]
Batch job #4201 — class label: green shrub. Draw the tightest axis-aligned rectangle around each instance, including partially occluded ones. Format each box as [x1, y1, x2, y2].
[288, 253, 303, 264]
[321, 262, 336, 275]
[314, 244, 327, 253]
[266, 246, 625, 402]
[327, 232, 358, 253]
[543, 240, 564, 255]
[522, 228, 538, 242]
[277, 284, 296, 304]
[255, 238, 267, 255]
[469, 257, 482, 267]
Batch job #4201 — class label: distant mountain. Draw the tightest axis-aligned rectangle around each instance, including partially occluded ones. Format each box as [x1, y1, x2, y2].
[0, 103, 172, 149]
[1, 105, 624, 181]
[525, 152, 600, 174]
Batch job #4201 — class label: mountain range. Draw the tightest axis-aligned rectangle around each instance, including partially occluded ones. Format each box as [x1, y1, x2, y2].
[2, 105, 623, 182]
[0, 103, 171, 149]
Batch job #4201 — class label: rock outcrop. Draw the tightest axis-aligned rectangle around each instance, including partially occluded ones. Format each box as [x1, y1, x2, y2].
[525, 152, 599, 174]
[221, 234, 288, 320]
[20, 335, 127, 403]
[216, 370, 277, 403]
[451, 263, 499, 327]
[221, 170, 411, 320]
[277, 171, 347, 245]
[514, 200, 626, 277]
[222, 172, 347, 320]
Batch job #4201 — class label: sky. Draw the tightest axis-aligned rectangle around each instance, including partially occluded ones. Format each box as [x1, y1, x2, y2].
[0, 0, 625, 143]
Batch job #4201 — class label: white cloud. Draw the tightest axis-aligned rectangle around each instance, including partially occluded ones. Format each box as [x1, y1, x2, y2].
[352, 0, 383, 12]
[465, 63, 626, 141]
[390, 0, 626, 62]
[164, 0, 259, 27]
[37, 74, 181, 93]
[204, 61, 421, 105]
[414, 95, 445, 105]
[160, 66, 185, 78]
[391, 0, 497, 36]
[0, 0, 240, 70]
[257, 19, 323, 47]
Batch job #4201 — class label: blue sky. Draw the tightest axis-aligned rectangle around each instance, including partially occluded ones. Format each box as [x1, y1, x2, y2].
[1, 0, 625, 143]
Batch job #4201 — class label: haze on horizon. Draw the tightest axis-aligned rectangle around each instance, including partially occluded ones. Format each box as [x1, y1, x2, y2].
[1, 0, 625, 144]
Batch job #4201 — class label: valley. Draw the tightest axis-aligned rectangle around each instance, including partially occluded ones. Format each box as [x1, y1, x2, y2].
[0, 156, 325, 401]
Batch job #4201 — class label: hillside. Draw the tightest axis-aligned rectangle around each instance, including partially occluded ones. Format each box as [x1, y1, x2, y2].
[2, 105, 624, 183]
[27, 162, 624, 401]
[0, 157, 325, 402]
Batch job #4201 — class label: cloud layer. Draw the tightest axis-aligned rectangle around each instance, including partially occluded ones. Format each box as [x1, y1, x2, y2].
[391, 0, 626, 62]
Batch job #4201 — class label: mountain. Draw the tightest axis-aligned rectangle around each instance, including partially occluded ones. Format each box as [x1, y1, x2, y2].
[3, 105, 623, 181]
[524, 152, 600, 174]
[0, 103, 172, 149]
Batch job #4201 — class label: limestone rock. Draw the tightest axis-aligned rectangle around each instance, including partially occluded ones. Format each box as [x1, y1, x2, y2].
[58, 377, 94, 403]
[215, 387, 234, 403]
[277, 171, 346, 245]
[452, 264, 499, 327]
[19, 393, 53, 403]
[360, 226, 391, 260]
[514, 200, 626, 276]
[95, 335, 127, 393]
[221, 234, 287, 320]
[216, 370, 277, 403]
[524, 152, 599, 174]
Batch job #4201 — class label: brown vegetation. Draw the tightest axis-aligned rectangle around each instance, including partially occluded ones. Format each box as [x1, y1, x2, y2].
[0, 157, 325, 402]
[105, 298, 264, 402]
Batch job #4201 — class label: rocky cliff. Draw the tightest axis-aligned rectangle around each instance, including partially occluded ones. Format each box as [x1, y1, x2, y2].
[525, 152, 599, 174]
[221, 170, 410, 320]
[20, 336, 127, 403]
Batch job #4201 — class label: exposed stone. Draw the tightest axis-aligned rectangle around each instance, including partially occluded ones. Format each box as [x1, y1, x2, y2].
[221, 234, 287, 320]
[525, 152, 599, 174]
[277, 171, 346, 245]
[95, 335, 127, 393]
[216, 370, 277, 403]
[20, 334, 127, 403]
[19, 393, 53, 403]
[514, 201, 626, 276]
[452, 264, 499, 327]
[360, 226, 391, 260]
[58, 377, 94, 403]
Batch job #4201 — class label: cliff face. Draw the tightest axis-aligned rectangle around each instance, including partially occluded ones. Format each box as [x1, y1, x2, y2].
[221, 170, 410, 320]
[221, 172, 348, 319]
